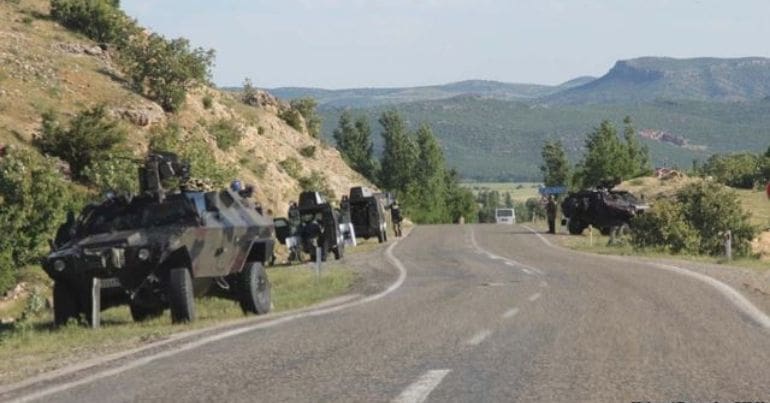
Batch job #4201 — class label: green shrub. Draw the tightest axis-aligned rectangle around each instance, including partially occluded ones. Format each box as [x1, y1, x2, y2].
[0, 147, 77, 295]
[289, 98, 321, 138]
[50, 0, 132, 44]
[202, 93, 213, 110]
[239, 157, 267, 179]
[631, 199, 700, 253]
[298, 170, 335, 200]
[299, 145, 316, 158]
[279, 156, 302, 179]
[279, 108, 303, 132]
[81, 152, 139, 194]
[150, 124, 235, 188]
[257, 126, 265, 135]
[120, 34, 214, 112]
[35, 106, 127, 180]
[209, 119, 242, 151]
[676, 181, 755, 256]
[631, 181, 755, 256]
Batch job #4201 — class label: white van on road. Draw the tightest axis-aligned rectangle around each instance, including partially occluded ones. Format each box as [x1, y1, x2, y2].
[495, 208, 515, 224]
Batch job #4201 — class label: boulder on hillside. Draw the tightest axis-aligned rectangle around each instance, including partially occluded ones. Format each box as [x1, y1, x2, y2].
[110, 104, 165, 127]
[243, 90, 286, 113]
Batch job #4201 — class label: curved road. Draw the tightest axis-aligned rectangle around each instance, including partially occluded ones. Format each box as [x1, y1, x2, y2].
[10, 225, 770, 402]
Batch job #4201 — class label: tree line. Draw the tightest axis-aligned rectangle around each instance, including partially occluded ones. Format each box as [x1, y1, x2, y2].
[333, 110, 476, 224]
[541, 117, 652, 190]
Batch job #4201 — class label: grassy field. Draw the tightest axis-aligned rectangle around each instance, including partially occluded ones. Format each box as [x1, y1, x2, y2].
[462, 182, 541, 202]
[0, 263, 356, 384]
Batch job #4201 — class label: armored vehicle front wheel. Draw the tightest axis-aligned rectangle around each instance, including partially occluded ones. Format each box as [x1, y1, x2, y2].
[567, 219, 587, 235]
[239, 262, 271, 315]
[168, 268, 196, 323]
[129, 303, 164, 322]
[53, 281, 80, 326]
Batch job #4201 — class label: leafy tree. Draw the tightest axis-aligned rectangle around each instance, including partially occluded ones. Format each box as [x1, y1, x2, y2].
[540, 140, 570, 187]
[378, 110, 417, 193]
[242, 77, 257, 104]
[504, 192, 514, 208]
[333, 111, 376, 180]
[404, 124, 448, 223]
[290, 98, 322, 138]
[36, 106, 127, 180]
[444, 169, 477, 223]
[120, 34, 215, 112]
[573, 120, 631, 188]
[622, 116, 651, 177]
[0, 148, 78, 294]
[701, 153, 760, 189]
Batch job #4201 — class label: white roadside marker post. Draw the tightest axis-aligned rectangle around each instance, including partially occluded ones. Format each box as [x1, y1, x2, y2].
[315, 246, 322, 279]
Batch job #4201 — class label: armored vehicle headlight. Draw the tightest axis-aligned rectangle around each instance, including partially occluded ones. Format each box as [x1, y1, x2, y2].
[53, 259, 66, 272]
[137, 248, 151, 261]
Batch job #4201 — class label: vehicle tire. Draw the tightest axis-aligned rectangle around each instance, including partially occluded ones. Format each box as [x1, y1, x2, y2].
[53, 281, 80, 326]
[168, 268, 195, 323]
[129, 303, 164, 322]
[239, 262, 271, 315]
[599, 226, 611, 236]
[567, 219, 585, 235]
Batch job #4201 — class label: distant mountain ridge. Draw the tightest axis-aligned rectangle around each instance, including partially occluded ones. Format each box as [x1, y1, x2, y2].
[264, 78, 595, 107]
[258, 56, 770, 181]
[549, 57, 770, 104]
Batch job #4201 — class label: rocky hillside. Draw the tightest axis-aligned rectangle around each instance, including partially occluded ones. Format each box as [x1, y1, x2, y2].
[547, 57, 770, 104]
[0, 0, 369, 217]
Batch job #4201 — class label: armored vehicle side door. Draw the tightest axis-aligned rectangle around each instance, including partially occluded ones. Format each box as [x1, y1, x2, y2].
[193, 191, 230, 277]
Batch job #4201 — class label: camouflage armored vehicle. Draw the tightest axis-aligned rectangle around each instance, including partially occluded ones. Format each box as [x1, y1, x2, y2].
[561, 188, 649, 235]
[44, 153, 275, 325]
[348, 186, 389, 243]
[296, 191, 345, 261]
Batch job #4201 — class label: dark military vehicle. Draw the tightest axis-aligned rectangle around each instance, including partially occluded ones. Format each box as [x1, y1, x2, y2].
[44, 153, 275, 325]
[561, 188, 649, 235]
[294, 191, 345, 261]
[348, 186, 389, 243]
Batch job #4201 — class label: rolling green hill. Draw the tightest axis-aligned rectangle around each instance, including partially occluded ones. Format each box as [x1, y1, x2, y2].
[319, 97, 770, 181]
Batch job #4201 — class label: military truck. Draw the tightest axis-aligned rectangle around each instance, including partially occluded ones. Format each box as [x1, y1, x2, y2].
[561, 188, 649, 235]
[295, 191, 345, 261]
[348, 186, 389, 243]
[44, 153, 275, 325]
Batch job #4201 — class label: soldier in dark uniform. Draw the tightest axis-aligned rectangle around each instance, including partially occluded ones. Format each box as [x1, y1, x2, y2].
[391, 200, 403, 237]
[546, 195, 557, 234]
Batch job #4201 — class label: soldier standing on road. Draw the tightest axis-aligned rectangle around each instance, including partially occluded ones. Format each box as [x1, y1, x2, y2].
[391, 200, 403, 237]
[546, 195, 557, 234]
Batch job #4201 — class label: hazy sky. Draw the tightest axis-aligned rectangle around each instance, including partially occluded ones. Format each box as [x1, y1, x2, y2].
[121, 0, 770, 89]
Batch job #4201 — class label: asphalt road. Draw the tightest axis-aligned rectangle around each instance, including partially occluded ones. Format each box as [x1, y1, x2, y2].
[10, 225, 770, 402]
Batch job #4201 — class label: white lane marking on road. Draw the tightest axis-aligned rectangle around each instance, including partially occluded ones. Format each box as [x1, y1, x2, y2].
[469, 227, 545, 276]
[528, 292, 542, 302]
[9, 235, 412, 403]
[522, 224, 770, 331]
[502, 307, 519, 319]
[466, 329, 493, 346]
[392, 369, 451, 403]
